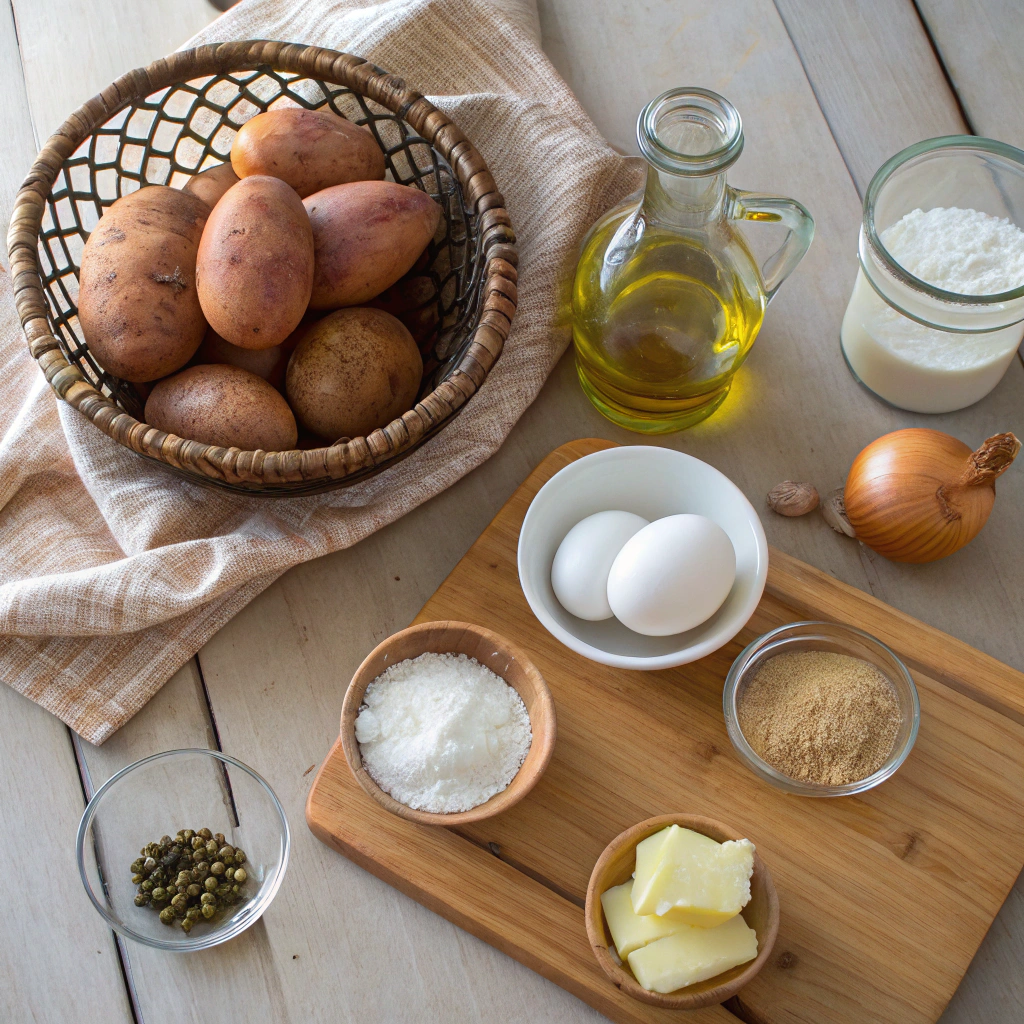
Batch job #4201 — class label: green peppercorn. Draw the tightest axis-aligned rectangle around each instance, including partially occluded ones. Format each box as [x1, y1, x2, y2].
[173, 901, 187, 918]
[186, 883, 201, 898]
[165, 885, 178, 898]
[196, 860, 210, 874]
[159, 907, 175, 924]
[182, 829, 195, 842]
[204, 876, 218, 892]
[216, 884, 231, 897]
[210, 861, 225, 876]
[232, 867, 247, 885]
[151, 887, 167, 902]
[205, 839, 218, 857]
[234, 849, 246, 865]
[150, 867, 166, 883]
[171, 893, 187, 909]
[131, 872, 144, 885]
[181, 917, 193, 934]
[134, 893, 149, 907]
[191, 836, 205, 851]
[198, 827, 213, 840]
[224, 867, 235, 881]
[175, 871, 190, 886]
[214, 832, 225, 846]
[130, 858, 144, 874]
[201, 903, 216, 919]
[186, 906, 201, 921]
[141, 880, 155, 893]
[200, 891, 216, 905]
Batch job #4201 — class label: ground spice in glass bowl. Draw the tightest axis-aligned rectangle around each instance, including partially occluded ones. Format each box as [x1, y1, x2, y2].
[723, 622, 920, 796]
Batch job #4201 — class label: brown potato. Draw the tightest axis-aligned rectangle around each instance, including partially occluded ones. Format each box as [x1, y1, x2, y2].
[78, 185, 208, 382]
[196, 175, 314, 350]
[192, 328, 293, 391]
[286, 307, 423, 440]
[231, 108, 385, 198]
[145, 363, 297, 451]
[368, 273, 440, 350]
[182, 162, 240, 209]
[304, 181, 441, 309]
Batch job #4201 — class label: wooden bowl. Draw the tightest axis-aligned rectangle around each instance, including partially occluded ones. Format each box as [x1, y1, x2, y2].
[585, 814, 779, 1010]
[340, 620, 556, 826]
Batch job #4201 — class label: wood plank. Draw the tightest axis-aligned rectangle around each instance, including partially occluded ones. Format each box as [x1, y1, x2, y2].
[193, 1, 1024, 1021]
[9, 0, 219, 143]
[916, 0, 1024, 147]
[772, 0, 967, 194]
[0, 683, 133, 1023]
[0, 1, 130, 1018]
[307, 438, 1024, 1024]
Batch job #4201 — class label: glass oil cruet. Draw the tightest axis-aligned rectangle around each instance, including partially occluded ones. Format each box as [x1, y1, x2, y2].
[571, 87, 814, 432]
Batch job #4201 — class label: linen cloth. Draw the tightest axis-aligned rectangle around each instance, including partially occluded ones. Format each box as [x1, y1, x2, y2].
[0, 0, 640, 743]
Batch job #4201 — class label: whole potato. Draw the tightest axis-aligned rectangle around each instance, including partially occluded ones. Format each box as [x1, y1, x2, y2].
[231, 108, 385, 198]
[304, 181, 441, 309]
[78, 185, 208, 382]
[286, 307, 423, 440]
[192, 328, 294, 391]
[182, 162, 240, 209]
[196, 175, 314, 350]
[145, 363, 297, 451]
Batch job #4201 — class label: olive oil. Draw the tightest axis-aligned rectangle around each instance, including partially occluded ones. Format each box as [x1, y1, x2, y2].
[572, 208, 765, 433]
[570, 87, 812, 433]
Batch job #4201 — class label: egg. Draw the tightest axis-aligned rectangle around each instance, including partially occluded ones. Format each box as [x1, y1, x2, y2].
[607, 514, 736, 636]
[550, 511, 650, 621]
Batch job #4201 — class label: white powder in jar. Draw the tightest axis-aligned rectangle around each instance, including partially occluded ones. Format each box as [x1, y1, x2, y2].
[882, 206, 1024, 295]
[859, 207, 1024, 372]
[354, 652, 533, 813]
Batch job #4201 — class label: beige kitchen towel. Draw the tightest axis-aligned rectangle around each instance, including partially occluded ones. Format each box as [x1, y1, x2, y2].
[0, 0, 641, 743]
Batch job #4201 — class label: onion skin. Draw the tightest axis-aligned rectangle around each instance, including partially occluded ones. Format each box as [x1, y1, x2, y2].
[844, 429, 1020, 563]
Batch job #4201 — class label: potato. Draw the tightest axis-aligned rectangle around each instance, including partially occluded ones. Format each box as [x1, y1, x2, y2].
[304, 181, 441, 309]
[182, 162, 240, 209]
[145, 363, 297, 451]
[231, 108, 385, 198]
[78, 185, 208, 382]
[368, 272, 439, 349]
[285, 307, 423, 440]
[192, 328, 293, 391]
[196, 175, 314, 350]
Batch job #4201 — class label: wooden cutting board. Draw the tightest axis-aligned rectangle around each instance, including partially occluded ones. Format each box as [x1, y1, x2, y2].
[307, 439, 1024, 1024]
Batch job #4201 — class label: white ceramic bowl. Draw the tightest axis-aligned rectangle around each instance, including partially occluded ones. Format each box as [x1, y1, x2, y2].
[517, 447, 768, 670]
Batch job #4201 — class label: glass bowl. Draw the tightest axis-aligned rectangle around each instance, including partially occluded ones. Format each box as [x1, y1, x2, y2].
[723, 622, 920, 796]
[77, 749, 290, 950]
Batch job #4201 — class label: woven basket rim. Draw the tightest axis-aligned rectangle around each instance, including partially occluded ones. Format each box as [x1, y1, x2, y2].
[7, 39, 518, 494]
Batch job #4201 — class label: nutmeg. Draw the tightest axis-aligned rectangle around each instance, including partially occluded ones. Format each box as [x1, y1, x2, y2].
[767, 481, 819, 517]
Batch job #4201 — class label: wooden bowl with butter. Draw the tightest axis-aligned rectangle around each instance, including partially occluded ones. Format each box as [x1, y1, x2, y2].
[340, 620, 556, 827]
[585, 813, 779, 1009]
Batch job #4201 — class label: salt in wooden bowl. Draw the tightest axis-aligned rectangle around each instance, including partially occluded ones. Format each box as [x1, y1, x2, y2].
[340, 620, 556, 826]
[585, 813, 779, 1009]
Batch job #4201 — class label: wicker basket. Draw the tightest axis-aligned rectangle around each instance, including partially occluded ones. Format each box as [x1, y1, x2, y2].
[8, 40, 517, 495]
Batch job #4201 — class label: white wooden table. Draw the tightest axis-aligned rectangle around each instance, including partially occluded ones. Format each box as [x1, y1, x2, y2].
[2, 1, 1021, 1021]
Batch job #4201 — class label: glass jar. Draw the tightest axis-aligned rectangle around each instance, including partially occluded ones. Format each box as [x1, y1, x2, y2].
[841, 137, 1024, 413]
[571, 87, 814, 433]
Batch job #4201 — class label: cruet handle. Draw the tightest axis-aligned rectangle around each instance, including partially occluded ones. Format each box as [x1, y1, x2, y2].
[726, 188, 814, 301]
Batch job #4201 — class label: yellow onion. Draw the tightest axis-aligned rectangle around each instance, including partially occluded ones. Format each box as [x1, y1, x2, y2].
[844, 429, 1020, 563]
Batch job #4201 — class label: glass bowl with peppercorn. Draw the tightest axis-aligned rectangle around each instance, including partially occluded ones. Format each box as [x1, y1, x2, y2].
[76, 748, 290, 950]
[723, 621, 920, 796]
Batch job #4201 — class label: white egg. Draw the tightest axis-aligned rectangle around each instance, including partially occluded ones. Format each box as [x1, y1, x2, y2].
[607, 514, 736, 636]
[551, 511, 650, 621]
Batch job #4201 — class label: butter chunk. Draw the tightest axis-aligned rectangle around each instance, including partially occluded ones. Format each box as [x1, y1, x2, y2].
[600, 880, 689, 957]
[627, 914, 758, 994]
[631, 824, 754, 925]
